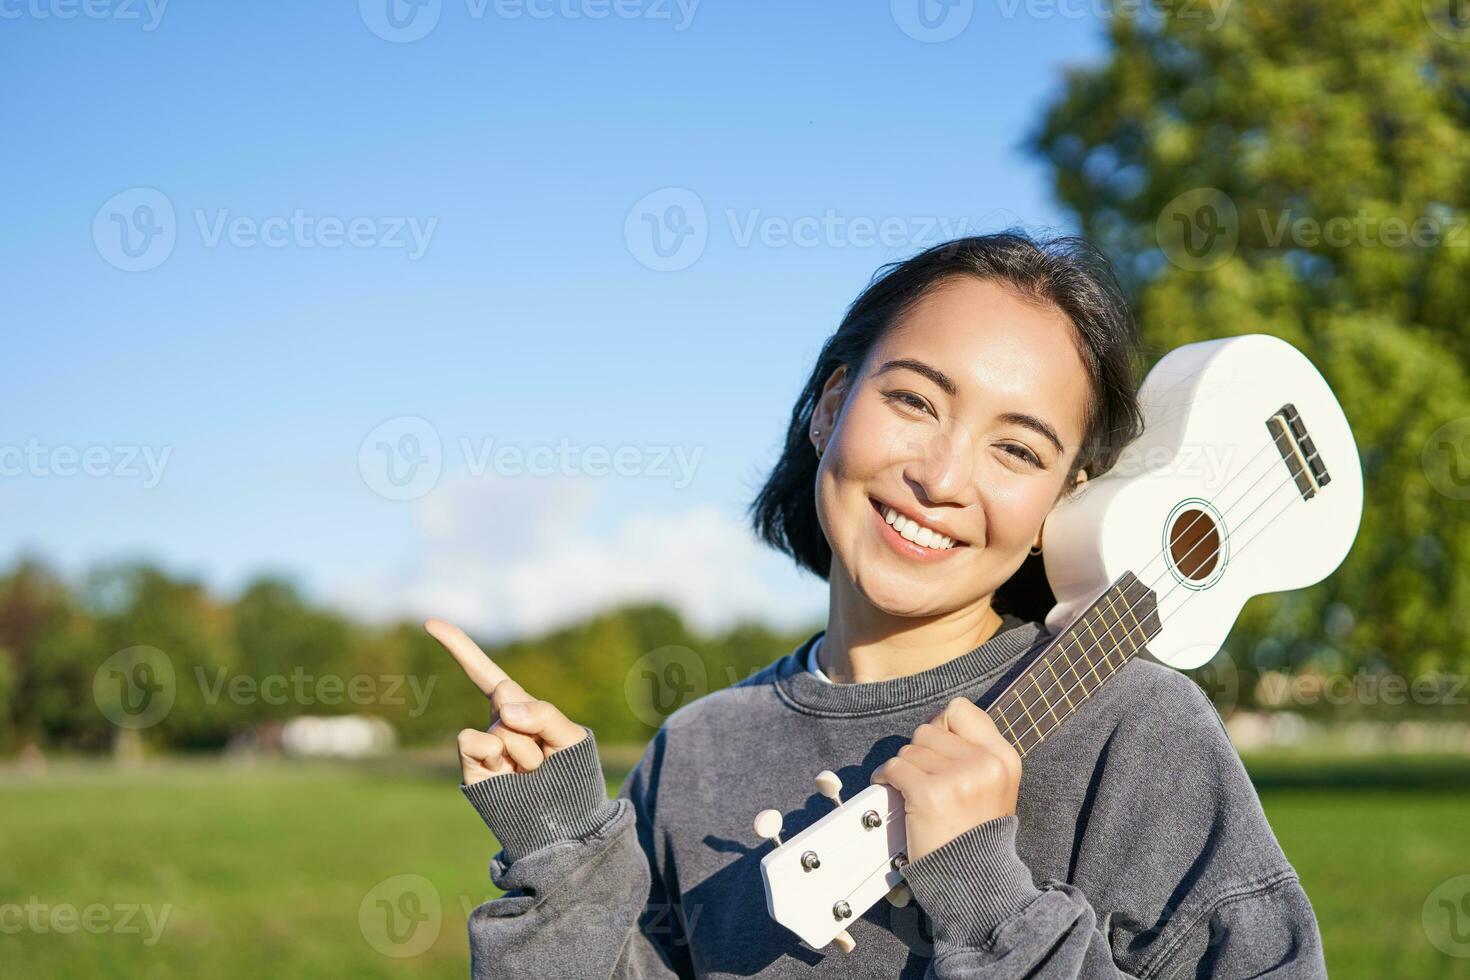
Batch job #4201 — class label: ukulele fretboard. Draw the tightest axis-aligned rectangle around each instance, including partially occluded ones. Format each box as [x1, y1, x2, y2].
[986, 572, 1161, 757]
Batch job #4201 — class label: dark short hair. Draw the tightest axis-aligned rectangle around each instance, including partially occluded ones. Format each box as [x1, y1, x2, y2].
[746, 231, 1147, 623]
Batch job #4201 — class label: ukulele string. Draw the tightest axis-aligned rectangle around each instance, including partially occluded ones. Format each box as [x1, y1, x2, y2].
[985, 426, 1309, 742]
[996, 440, 1310, 747]
[1117, 432, 1281, 587]
[831, 435, 1324, 913]
[991, 432, 1316, 749]
[836, 443, 1299, 903]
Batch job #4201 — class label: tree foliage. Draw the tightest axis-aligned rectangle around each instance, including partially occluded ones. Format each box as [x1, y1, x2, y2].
[0, 558, 814, 754]
[1030, 0, 1470, 685]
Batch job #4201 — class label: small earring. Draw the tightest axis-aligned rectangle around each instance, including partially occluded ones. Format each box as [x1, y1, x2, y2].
[812, 428, 823, 459]
[1029, 543, 1042, 556]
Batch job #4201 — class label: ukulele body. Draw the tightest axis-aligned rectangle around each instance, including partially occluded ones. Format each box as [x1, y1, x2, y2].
[1041, 333, 1363, 669]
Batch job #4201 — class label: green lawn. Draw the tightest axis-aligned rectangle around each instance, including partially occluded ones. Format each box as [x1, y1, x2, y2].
[1, 751, 1467, 978]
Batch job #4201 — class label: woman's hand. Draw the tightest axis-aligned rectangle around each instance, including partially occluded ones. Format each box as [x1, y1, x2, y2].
[872, 697, 1022, 861]
[425, 618, 588, 787]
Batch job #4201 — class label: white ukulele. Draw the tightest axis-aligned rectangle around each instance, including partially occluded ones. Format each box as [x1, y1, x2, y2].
[753, 333, 1364, 954]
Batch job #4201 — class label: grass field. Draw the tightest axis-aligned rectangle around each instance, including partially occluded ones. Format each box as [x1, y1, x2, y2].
[2, 751, 1468, 978]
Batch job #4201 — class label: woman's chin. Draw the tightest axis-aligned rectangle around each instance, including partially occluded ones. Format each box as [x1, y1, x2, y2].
[849, 563, 963, 619]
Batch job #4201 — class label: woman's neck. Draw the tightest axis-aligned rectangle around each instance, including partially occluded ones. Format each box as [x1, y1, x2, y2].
[816, 601, 1006, 684]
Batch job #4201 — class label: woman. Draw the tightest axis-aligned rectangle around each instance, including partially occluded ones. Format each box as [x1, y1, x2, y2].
[428, 233, 1328, 978]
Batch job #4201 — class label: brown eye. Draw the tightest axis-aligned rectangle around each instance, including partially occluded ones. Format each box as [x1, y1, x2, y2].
[1002, 444, 1041, 467]
[884, 391, 933, 416]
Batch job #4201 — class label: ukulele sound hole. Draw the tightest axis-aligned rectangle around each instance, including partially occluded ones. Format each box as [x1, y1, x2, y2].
[1169, 508, 1220, 580]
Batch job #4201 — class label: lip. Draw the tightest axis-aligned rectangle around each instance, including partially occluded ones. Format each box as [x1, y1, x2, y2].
[869, 496, 968, 563]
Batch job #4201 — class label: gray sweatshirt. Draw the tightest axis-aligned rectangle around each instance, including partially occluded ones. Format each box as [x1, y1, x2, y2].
[460, 614, 1328, 978]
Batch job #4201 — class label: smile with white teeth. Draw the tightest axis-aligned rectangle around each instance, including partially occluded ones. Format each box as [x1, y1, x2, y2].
[879, 502, 962, 551]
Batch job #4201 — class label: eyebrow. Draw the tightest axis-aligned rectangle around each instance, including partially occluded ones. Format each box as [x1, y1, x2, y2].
[873, 357, 1065, 455]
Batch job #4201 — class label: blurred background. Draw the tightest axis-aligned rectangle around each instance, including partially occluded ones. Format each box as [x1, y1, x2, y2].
[4, 1, 1470, 976]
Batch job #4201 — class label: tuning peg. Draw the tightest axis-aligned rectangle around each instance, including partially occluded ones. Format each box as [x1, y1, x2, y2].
[814, 770, 843, 806]
[831, 929, 856, 954]
[753, 809, 784, 847]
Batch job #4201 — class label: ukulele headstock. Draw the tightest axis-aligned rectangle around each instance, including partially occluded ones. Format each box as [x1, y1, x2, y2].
[754, 770, 912, 954]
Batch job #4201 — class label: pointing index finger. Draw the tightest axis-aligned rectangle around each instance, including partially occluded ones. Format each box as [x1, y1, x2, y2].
[425, 618, 512, 697]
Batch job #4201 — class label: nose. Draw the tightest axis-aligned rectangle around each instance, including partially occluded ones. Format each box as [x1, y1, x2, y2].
[899, 422, 977, 507]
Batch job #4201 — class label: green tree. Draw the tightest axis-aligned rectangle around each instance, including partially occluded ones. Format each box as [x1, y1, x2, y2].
[0, 560, 58, 745]
[1030, 0, 1470, 693]
[84, 563, 236, 751]
[232, 576, 357, 722]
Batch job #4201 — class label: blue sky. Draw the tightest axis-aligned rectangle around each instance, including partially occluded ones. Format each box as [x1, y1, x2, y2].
[3, 1, 1108, 640]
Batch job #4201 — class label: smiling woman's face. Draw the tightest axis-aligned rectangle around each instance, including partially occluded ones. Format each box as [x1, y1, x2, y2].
[811, 275, 1092, 620]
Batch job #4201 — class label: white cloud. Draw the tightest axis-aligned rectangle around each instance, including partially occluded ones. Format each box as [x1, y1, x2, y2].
[331, 475, 826, 641]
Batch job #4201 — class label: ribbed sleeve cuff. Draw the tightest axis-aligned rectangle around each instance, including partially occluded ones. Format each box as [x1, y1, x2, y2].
[460, 731, 619, 864]
[900, 815, 1043, 947]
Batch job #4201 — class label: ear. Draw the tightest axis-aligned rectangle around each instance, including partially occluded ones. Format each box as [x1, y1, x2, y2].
[810, 364, 849, 449]
[1059, 466, 1089, 503]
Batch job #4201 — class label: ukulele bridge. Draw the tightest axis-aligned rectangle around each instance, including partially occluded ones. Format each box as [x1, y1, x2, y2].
[1267, 402, 1331, 500]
